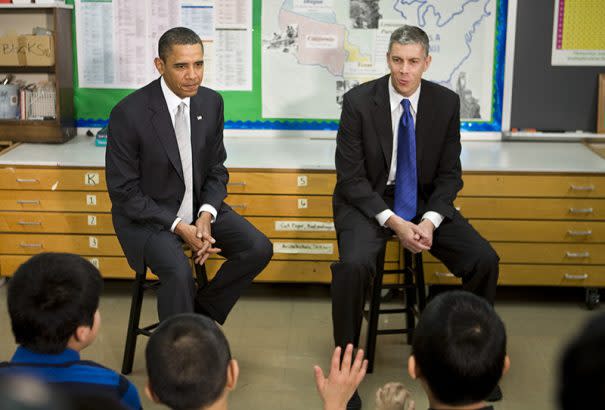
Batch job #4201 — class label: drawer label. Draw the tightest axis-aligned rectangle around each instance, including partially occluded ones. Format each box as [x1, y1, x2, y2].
[86, 194, 97, 206]
[89, 236, 98, 249]
[297, 175, 308, 187]
[275, 221, 335, 232]
[273, 242, 333, 254]
[85, 173, 100, 186]
[297, 198, 308, 209]
[87, 215, 97, 226]
[88, 258, 100, 268]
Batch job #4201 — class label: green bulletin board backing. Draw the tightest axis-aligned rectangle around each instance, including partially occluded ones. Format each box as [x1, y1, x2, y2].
[71, 0, 338, 130]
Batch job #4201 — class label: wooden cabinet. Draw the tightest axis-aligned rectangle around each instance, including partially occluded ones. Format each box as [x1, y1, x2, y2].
[0, 4, 75, 142]
[219, 170, 398, 282]
[1, 164, 604, 298]
[426, 173, 605, 306]
[0, 167, 384, 283]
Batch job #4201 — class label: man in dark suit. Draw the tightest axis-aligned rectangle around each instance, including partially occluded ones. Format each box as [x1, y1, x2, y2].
[331, 25, 500, 409]
[106, 27, 272, 324]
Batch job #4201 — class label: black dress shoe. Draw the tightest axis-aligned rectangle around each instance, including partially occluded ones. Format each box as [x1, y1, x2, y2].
[347, 390, 362, 409]
[486, 385, 502, 402]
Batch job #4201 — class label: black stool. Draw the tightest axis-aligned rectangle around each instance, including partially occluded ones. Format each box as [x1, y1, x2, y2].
[364, 245, 426, 373]
[121, 259, 208, 375]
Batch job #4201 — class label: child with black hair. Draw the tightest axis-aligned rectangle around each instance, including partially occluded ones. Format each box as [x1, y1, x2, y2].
[146, 313, 367, 410]
[559, 311, 605, 409]
[0, 253, 141, 410]
[408, 291, 509, 410]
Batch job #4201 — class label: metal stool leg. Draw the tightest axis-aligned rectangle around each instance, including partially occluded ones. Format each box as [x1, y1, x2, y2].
[414, 252, 426, 311]
[365, 248, 386, 374]
[403, 251, 415, 344]
[121, 270, 145, 375]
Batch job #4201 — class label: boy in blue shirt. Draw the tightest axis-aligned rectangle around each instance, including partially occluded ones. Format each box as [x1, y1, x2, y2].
[0, 252, 141, 410]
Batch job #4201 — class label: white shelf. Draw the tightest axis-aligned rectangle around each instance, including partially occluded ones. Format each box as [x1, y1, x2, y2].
[0, 3, 72, 9]
[1, 135, 604, 173]
[504, 131, 603, 141]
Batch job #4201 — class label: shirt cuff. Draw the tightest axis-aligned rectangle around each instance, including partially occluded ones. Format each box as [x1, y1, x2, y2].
[198, 204, 218, 223]
[421, 211, 444, 229]
[376, 209, 395, 227]
[170, 217, 182, 233]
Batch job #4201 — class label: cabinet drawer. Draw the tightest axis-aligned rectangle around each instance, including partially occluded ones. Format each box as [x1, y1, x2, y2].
[225, 194, 333, 217]
[0, 212, 115, 234]
[425, 243, 605, 265]
[246, 217, 336, 239]
[207, 260, 398, 284]
[460, 174, 605, 198]
[0, 255, 147, 279]
[470, 220, 605, 243]
[456, 197, 605, 220]
[424, 262, 605, 287]
[228, 172, 335, 195]
[0, 255, 400, 284]
[0, 167, 106, 191]
[0, 234, 123, 256]
[268, 239, 399, 261]
[0, 191, 111, 212]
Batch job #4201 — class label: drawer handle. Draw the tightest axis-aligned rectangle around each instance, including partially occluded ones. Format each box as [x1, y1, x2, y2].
[565, 251, 590, 258]
[17, 200, 40, 205]
[19, 242, 42, 248]
[564, 273, 588, 280]
[570, 184, 595, 192]
[230, 204, 247, 210]
[567, 229, 592, 237]
[434, 272, 455, 277]
[16, 178, 39, 183]
[17, 221, 42, 226]
[569, 207, 593, 214]
[227, 182, 246, 187]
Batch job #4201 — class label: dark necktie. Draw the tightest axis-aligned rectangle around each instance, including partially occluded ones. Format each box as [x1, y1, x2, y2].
[394, 98, 417, 220]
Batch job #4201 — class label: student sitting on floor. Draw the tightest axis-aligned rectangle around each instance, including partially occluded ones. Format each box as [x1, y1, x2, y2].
[408, 291, 509, 410]
[0, 252, 141, 410]
[558, 311, 605, 409]
[146, 313, 367, 410]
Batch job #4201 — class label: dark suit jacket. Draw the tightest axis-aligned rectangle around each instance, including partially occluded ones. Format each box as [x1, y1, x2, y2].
[333, 75, 462, 228]
[105, 78, 228, 273]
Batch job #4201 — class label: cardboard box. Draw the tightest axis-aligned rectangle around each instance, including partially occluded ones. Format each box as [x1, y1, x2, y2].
[0, 35, 20, 65]
[18, 35, 54, 66]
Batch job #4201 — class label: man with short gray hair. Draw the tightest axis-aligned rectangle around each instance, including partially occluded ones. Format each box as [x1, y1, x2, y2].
[331, 25, 500, 408]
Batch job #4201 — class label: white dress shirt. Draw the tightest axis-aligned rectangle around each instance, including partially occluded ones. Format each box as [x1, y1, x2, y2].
[375, 76, 444, 229]
[160, 77, 218, 232]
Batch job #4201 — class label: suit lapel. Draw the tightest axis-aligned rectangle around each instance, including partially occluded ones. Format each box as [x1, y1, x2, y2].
[372, 75, 393, 171]
[149, 79, 184, 183]
[189, 91, 207, 202]
[415, 80, 434, 177]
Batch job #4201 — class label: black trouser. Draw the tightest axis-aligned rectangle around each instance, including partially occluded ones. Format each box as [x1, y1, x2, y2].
[143, 204, 273, 323]
[331, 206, 499, 348]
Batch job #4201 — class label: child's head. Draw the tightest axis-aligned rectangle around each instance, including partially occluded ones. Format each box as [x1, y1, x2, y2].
[145, 313, 238, 410]
[409, 290, 508, 407]
[375, 382, 415, 410]
[559, 312, 605, 409]
[8, 253, 103, 354]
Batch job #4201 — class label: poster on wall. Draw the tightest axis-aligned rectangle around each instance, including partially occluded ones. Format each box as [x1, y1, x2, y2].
[551, 0, 605, 66]
[261, 0, 506, 131]
[75, 0, 252, 90]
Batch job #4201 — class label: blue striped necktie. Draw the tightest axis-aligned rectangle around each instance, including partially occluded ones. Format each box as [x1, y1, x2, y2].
[394, 98, 417, 220]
